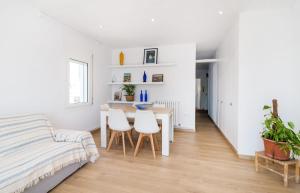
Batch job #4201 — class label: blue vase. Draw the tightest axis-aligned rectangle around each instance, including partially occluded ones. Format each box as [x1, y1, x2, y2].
[140, 90, 143, 102]
[143, 71, 147, 82]
[144, 90, 148, 102]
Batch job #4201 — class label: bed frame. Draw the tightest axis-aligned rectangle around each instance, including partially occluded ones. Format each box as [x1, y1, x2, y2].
[23, 161, 87, 193]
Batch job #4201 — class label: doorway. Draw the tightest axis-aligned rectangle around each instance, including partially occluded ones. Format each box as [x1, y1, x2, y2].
[195, 60, 218, 132]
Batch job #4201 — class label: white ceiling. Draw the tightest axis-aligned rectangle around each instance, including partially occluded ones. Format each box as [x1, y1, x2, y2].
[30, 0, 240, 59]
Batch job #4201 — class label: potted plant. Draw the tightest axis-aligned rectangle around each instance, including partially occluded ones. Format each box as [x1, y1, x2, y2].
[121, 84, 136, 102]
[262, 99, 300, 160]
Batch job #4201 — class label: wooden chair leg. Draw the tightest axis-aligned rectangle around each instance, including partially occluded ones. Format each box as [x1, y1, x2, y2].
[107, 131, 116, 151]
[296, 161, 299, 183]
[121, 132, 126, 157]
[134, 133, 143, 157]
[115, 133, 119, 145]
[149, 134, 156, 159]
[255, 152, 259, 172]
[153, 134, 160, 151]
[127, 131, 135, 148]
[140, 136, 145, 149]
[284, 164, 288, 187]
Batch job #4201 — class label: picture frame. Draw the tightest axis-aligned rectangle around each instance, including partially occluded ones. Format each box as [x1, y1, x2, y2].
[152, 74, 164, 82]
[123, 73, 131, 82]
[143, 48, 158, 64]
[114, 91, 122, 101]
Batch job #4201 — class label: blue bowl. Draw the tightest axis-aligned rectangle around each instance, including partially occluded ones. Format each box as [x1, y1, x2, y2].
[135, 104, 147, 110]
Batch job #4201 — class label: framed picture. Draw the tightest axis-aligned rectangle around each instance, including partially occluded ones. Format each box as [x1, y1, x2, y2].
[114, 91, 122, 101]
[152, 74, 164, 82]
[123, 73, 131, 82]
[143, 48, 158, 64]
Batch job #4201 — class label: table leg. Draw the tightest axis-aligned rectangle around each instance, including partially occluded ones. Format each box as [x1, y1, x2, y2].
[296, 161, 299, 183]
[255, 152, 259, 172]
[162, 116, 170, 156]
[284, 164, 288, 187]
[169, 113, 174, 143]
[100, 112, 107, 148]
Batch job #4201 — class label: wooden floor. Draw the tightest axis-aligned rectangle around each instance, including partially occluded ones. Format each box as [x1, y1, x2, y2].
[51, 112, 300, 193]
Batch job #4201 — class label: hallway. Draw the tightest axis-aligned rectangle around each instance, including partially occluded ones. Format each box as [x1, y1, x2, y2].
[51, 113, 300, 193]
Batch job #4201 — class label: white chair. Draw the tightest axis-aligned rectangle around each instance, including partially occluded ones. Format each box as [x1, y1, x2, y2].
[134, 110, 160, 158]
[107, 109, 134, 157]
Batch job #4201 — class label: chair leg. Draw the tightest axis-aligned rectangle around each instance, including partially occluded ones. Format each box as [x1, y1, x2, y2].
[107, 131, 116, 151]
[153, 134, 160, 151]
[149, 134, 156, 159]
[121, 132, 126, 157]
[134, 133, 143, 157]
[140, 136, 145, 149]
[115, 133, 119, 145]
[127, 131, 135, 148]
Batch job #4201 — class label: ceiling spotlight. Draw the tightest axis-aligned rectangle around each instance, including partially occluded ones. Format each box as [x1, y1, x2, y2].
[99, 25, 104, 29]
[218, 11, 223, 15]
[151, 18, 155, 22]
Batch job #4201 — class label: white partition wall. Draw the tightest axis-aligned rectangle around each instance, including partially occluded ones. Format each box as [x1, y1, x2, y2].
[110, 43, 196, 130]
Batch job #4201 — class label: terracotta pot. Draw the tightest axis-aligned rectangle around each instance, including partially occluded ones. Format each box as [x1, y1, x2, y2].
[263, 138, 290, 161]
[125, 95, 134, 102]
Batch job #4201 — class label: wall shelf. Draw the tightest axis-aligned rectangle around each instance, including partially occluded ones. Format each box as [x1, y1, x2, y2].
[108, 63, 175, 69]
[107, 101, 153, 105]
[108, 82, 164, 85]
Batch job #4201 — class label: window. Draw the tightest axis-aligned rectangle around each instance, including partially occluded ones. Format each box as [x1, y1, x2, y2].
[68, 59, 89, 105]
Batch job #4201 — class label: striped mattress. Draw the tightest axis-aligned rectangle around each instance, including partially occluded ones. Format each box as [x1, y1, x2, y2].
[0, 114, 99, 193]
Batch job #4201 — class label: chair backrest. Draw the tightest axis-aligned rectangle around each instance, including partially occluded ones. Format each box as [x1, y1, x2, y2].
[134, 110, 160, 134]
[153, 103, 166, 108]
[108, 109, 131, 131]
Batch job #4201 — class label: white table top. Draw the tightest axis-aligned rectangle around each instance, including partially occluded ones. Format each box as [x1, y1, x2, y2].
[100, 105, 172, 115]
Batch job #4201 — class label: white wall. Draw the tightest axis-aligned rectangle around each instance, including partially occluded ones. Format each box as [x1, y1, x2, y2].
[111, 44, 196, 130]
[216, 2, 300, 156]
[216, 19, 239, 150]
[237, 6, 300, 155]
[0, 1, 111, 131]
[208, 62, 218, 123]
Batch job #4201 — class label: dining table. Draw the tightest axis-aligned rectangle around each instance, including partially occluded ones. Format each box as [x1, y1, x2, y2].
[100, 105, 174, 156]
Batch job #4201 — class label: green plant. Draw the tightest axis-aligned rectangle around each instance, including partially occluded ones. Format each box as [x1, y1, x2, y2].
[262, 105, 300, 157]
[121, 84, 136, 96]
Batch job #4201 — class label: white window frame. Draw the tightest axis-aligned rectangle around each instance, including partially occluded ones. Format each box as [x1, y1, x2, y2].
[66, 58, 93, 108]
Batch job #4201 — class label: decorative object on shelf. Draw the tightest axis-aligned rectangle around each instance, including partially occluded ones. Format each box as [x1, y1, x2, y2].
[261, 99, 300, 161]
[143, 71, 147, 82]
[140, 90, 144, 102]
[113, 91, 122, 101]
[119, 51, 124, 65]
[143, 48, 158, 64]
[121, 84, 136, 102]
[123, 73, 131, 82]
[112, 74, 117, 82]
[144, 90, 148, 102]
[152, 74, 164, 82]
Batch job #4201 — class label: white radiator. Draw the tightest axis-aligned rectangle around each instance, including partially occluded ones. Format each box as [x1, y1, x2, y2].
[154, 100, 180, 127]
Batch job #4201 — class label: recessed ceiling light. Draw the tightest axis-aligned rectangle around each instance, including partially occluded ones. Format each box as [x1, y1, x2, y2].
[218, 11, 223, 15]
[99, 25, 104, 29]
[151, 18, 155, 22]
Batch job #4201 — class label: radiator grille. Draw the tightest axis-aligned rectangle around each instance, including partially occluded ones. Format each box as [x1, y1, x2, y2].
[154, 100, 180, 127]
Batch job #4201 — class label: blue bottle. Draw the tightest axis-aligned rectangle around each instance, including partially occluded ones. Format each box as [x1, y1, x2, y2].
[140, 90, 143, 102]
[143, 71, 147, 82]
[144, 90, 148, 102]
